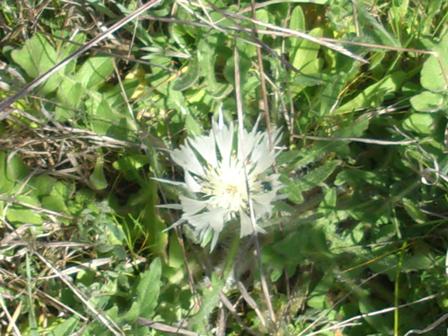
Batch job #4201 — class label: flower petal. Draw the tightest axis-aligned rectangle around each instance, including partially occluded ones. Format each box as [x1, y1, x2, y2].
[185, 171, 202, 193]
[187, 207, 226, 233]
[171, 145, 204, 177]
[213, 121, 233, 166]
[188, 134, 218, 167]
[180, 196, 208, 216]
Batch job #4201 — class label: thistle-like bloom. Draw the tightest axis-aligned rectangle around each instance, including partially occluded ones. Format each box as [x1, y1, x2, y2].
[168, 119, 282, 249]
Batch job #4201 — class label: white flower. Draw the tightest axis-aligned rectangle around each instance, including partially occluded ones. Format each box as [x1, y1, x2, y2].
[168, 118, 282, 249]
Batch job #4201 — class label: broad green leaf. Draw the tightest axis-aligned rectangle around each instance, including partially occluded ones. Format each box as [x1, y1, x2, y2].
[296, 160, 340, 192]
[421, 56, 448, 92]
[56, 78, 83, 121]
[291, 27, 323, 75]
[29, 175, 57, 196]
[6, 153, 28, 181]
[139, 181, 168, 256]
[57, 76, 84, 109]
[49, 317, 79, 336]
[75, 57, 114, 89]
[42, 194, 67, 213]
[112, 154, 148, 182]
[421, 35, 448, 92]
[282, 161, 340, 204]
[335, 72, 405, 114]
[185, 113, 202, 136]
[289, 5, 306, 34]
[402, 253, 434, 271]
[271, 226, 331, 265]
[6, 208, 43, 225]
[7, 196, 43, 225]
[359, 296, 393, 335]
[10, 33, 62, 94]
[402, 112, 437, 134]
[307, 275, 334, 309]
[410, 91, 445, 112]
[86, 96, 134, 139]
[0, 152, 14, 193]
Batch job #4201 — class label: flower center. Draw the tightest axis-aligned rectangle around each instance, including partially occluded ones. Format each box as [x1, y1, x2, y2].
[202, 162, 253, 213]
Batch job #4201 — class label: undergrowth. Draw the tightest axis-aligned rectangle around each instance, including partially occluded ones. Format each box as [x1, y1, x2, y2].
[0, 0, 447, 335]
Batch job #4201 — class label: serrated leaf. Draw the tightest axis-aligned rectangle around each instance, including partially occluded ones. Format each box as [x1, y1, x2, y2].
[190, 275, 224, 333]
[6, 153, 28, 182]
[136, 258, 162, 319]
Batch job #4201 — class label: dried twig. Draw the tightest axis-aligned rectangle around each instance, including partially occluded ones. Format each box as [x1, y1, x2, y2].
[234, 45, 276, 326]
[137, 318, 199, 336]
[293, 134, 417, 145]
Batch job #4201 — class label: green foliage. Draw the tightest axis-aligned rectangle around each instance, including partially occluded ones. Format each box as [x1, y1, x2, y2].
[1, 0, 448, 335]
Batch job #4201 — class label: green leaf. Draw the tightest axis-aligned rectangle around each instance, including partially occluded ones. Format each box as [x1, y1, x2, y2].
[55, 78, 83, 121]
[198, 37, 233, 100]
[410, 91, 445, 112]
[307, 275, 334, 309]
[357, 3, 399, 47]
[282, 161, 340, 204]
[296, 160, 340, 192]
[75, 57, 114, 89]
[0, 152, 14, 193]
[7, 196, 43, 225]
[289, 6, 306, 50]
[291, 27, 323, 75]
[172, 57, 200, 91]
[359, 296, 393, 335]
[41, 194, 67, 213]
[402, 112, 437, 134]
[86, 96, 133, 140]
[123, 258, 162, 322]
[402, 198, 426, 224]
[190, 275, 224, 333]
[402, 253, 434, 271]
[335, 72, 405, 114]
[420, 35, 448, 92]
[138, 258, 162, 314]
[6, 208, 43, 225]
[10, 33, 62, 94]
[6, 153, 28, 181]
[50, 317, 79, 336]
[88, 157, 108, 190]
